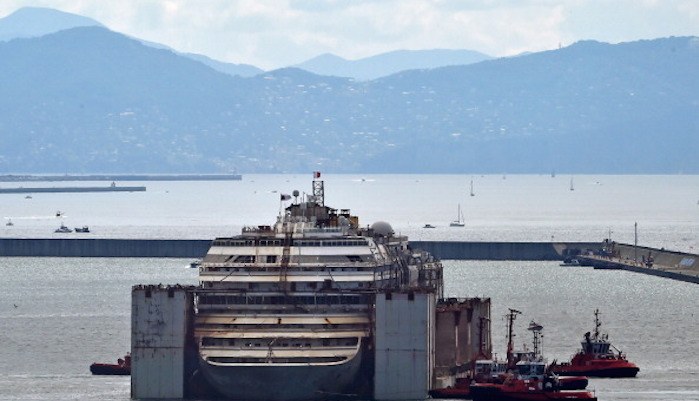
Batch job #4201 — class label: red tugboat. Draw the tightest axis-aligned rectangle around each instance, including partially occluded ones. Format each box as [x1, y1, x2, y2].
[429, 315, 507, 399]
[428, 359, 507, 399]
[470, 310, 597, 401]
[89, 353, 131, 375]
[551, 310, 639, 378]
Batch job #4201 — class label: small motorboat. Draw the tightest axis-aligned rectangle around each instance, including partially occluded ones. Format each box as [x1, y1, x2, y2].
[550, 309, 639, 378]
[560, 258, 580, 266]
[5, 219, 13, 226]
[423, 224, 436, 228]
[54, 224, 73, 233]
[74, 226, 90, 233]
[90, 353, 131, 375]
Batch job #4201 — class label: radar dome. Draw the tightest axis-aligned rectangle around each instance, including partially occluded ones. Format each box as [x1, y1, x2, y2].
[371, 221, 394, 237]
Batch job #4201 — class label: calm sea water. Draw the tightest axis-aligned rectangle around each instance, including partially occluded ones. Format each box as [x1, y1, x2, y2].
[0, 175, 697, 400]
[1, 174, 697, 252]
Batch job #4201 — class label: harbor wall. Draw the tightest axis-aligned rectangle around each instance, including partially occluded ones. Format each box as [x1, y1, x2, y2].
[0, 238, 601, 260]
[0, 238, 212, 257]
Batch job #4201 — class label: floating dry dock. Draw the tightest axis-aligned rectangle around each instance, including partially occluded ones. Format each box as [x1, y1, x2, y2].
[0, 185, 145, 194]
[131, 285, 491, 400]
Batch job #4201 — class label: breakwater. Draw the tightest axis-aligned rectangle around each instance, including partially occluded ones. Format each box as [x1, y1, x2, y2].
[0, 174, 242, 182]
[0, 238, 599, 259]
[0, 186, 146, 194]
[576, 243, 699, 284]
[0, 238, 210, 257]
[2, 238, 696, 283]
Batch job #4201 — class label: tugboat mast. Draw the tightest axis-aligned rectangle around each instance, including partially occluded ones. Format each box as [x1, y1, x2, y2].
[506, 308, 521, 368]
[593, 309, 602, 340]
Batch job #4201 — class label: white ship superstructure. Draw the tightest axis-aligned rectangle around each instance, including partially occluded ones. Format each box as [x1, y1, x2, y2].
[193, 176, 443, 400]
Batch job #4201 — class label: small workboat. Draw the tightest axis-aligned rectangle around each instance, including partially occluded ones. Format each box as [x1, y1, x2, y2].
[54, 223, 72, 233]
[74, 226, 90, 233]
[550, 309, 639, 378]
[90, 353, 131, 375]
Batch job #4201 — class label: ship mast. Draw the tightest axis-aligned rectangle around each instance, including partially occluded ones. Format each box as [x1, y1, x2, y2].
[506, 308, 521, 369]
[593, 309, 602, 340]
[312, 171, 324, 206]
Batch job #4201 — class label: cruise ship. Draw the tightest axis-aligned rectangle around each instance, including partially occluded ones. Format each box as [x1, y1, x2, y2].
[192, 175, 444, 401]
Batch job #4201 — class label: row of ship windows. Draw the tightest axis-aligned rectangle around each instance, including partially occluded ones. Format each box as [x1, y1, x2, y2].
[202, 338, 359, 347]
[213, 239, 369, 247]
[199, 294, 372, 305]
[204, 255, 372, 263]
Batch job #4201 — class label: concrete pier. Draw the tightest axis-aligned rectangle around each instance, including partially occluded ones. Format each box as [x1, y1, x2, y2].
[576, 245, 699, 284]
[0, 174, 242, 182]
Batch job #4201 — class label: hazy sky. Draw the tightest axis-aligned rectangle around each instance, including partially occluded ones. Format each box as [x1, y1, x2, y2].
[2, 1, 698, 69]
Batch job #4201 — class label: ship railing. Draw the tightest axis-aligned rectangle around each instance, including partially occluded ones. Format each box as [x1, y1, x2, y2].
[196, 305, 371, 314]
[241, 225, 275, 234]
[195, 314, 370, 324]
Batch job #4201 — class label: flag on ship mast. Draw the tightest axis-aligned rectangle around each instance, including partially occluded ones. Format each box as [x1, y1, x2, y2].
[280, 194, 291, 201]
[313, 171, 321, 179]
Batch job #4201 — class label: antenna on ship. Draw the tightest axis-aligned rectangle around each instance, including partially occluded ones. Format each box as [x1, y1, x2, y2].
[312, 171, 324, 206]
[528, 320, 544, 360]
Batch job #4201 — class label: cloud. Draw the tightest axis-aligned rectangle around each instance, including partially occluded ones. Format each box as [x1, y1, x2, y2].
[1, 0, 697, 69]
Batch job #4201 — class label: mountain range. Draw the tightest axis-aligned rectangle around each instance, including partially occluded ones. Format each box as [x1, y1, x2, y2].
[0, 7, 491, 80]
[0, 7, 697, 174]
[293, 49, 492, 81]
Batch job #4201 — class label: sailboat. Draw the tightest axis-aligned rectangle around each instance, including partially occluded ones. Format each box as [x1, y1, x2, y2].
[470, 179, 475, 197]
[570, 177, 575, 191]
[450, 204, 465, 227]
